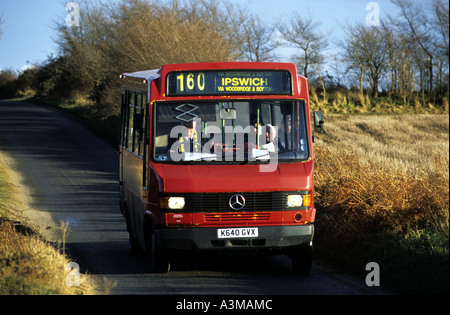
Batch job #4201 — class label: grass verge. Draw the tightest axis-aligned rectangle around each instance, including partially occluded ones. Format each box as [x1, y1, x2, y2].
[0, 152, 96, 295]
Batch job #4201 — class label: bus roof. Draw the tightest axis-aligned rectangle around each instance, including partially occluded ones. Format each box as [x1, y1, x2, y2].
[122, 69, 160, 81]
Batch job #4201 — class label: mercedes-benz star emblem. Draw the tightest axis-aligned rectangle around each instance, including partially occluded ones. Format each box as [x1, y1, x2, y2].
[229, 194, 245, 211]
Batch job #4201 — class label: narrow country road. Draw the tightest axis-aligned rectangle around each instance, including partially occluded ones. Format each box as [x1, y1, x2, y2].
[0, 100, 381, 296]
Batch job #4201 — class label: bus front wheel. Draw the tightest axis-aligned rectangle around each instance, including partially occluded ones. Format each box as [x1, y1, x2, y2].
[145, 226, 170, 273]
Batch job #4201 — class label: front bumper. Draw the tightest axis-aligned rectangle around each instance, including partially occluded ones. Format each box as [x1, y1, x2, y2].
[155, 224, 314, 252]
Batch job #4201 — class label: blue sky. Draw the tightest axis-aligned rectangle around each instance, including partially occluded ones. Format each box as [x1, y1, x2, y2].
[0, 0, 400, 72]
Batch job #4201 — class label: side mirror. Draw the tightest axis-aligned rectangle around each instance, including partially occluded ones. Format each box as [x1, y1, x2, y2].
[314, 111, 324, 129]
[312, 111, 324, 143]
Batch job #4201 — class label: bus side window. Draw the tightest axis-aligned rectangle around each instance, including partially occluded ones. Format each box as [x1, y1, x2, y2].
[138, 94, 146, 158]
[134, 94, 142, 155]
[120, 90, 128, 147]
[127, 92, 135, 150]
[135, 94, 146, 157]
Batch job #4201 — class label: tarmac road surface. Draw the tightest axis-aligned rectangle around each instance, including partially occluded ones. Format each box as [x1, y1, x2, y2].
[0, 100, 384, 296]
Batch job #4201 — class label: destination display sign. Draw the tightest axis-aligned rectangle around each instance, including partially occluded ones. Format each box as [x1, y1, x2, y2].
[166, 70, 292, 96]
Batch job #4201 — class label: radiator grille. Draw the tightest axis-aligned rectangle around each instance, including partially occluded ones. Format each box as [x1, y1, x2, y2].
[188, 191, 284, 212]
[204, 212, 271, 222]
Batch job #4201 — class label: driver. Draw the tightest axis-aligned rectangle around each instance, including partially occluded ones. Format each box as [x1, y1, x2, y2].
[177, 120, 199, 153]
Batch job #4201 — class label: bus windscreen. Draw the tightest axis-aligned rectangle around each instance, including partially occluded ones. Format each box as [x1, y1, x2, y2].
[153, 100, 309, 164]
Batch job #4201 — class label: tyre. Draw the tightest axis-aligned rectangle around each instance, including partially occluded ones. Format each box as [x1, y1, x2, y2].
[146, 227, 170, 273]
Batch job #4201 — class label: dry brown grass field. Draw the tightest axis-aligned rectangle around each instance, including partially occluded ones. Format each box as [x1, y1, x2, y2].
[317, 114, 449, 177]
[313, 114, 449, 294]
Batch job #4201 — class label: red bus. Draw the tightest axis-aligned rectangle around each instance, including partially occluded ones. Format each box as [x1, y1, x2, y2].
[119, 62, 323, 273]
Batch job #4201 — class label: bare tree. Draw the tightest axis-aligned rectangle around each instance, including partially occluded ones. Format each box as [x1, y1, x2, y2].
[277, 13, 329, 78]
[384, 24, 417, 103]
[182, 0, 246, 60]
[432, 0, 449, 62]
[431, 0, 449, 95]
[241, 15, 278, 62]
[340, 32, 365, 95]
[391, 0, 435, 92]
[342, 23, 389, 97]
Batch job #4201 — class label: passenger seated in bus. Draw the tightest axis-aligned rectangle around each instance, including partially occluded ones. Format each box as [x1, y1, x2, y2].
[260, 124, 285, 152]
[250, 119, 285, 152]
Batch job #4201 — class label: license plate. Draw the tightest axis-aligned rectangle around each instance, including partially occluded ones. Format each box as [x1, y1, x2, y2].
[217, 227, 259, 239]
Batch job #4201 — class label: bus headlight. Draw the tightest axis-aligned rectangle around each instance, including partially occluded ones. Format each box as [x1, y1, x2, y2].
[287, 195, 303, 208]
[160, 197, 185, 210]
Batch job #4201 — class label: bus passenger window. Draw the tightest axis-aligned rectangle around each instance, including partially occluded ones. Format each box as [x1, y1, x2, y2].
[134, 107, 141, 155]
[138, 97, 146, 157]
[127, 99, 135, 150]
[120, 90, 128, 147]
